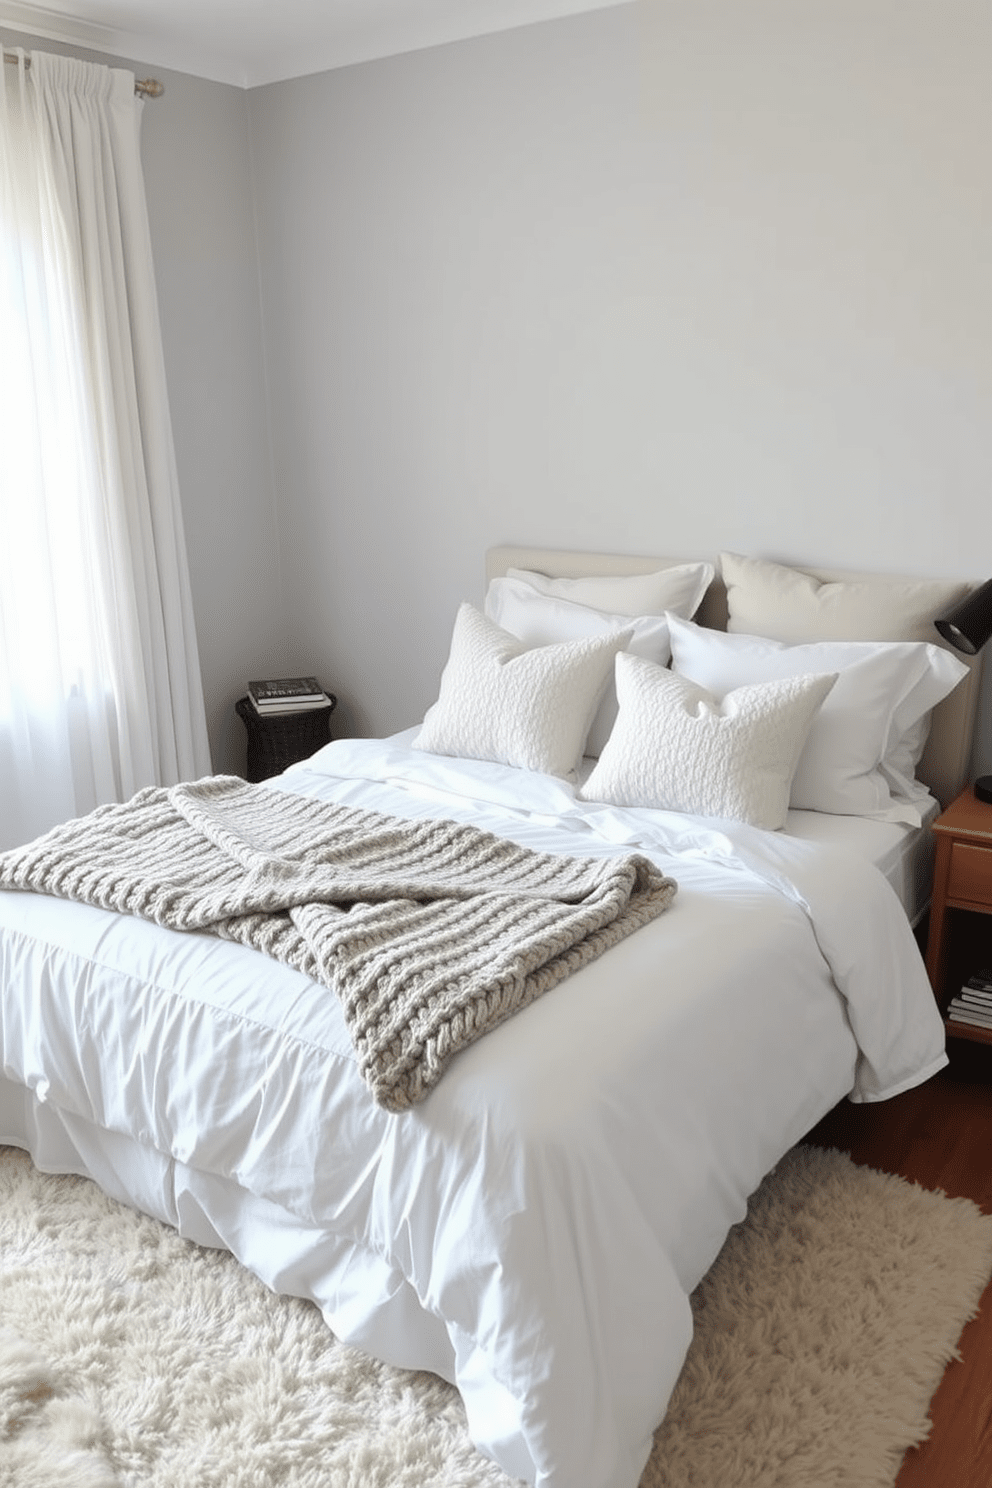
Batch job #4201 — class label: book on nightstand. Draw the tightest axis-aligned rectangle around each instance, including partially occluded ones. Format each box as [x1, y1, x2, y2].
[947, 973, 992, 1027]
[948, 1002, 992, 1029]
[247, 677, 332, 715]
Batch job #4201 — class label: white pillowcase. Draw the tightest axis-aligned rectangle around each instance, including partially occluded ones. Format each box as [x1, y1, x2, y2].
[505, 562, 714, 619]
[485, 576, 672, 756]
[667, 614, 968, 823]
[720, 552, 970, 643]
[412, 603, 630, 779]
[580, 652, 836, 831]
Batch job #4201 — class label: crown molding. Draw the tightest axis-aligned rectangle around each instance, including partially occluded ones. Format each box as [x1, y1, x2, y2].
[0, 0, 637, 89]
[0, 1, 248, 84]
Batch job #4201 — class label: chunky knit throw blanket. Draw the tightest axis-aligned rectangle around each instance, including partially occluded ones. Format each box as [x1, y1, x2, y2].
[0, 777, 677, 1112]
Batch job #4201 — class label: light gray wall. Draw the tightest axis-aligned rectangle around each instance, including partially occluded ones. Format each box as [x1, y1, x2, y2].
[247, 0, 992, 759]
[139, 66, 285, 775]
[7, 1, 992, 777]
[1, 28, 286, 777]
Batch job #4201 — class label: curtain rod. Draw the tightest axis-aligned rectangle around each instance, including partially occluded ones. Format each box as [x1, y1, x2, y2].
[2, 51, 163, 97]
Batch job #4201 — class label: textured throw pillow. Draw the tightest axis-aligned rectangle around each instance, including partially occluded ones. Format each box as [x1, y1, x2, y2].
[720, 552, 970, 644]
[505, 562, 713, 619]
[413, 603, 630, 779]
[485, 576, 673, 756]
[580, 652, 837, 830]
[667, 615, 968, 822]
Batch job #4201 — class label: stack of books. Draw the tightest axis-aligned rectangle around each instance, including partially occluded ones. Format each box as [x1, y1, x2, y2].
[247, 677, 333, 716]
[946, 970, 992, 1030]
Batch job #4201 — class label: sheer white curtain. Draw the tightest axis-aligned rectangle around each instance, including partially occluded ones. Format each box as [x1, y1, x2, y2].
[0, 49, 211, 849]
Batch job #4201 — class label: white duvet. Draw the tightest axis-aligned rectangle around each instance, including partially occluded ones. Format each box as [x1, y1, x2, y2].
[0, 733, 947, 1488]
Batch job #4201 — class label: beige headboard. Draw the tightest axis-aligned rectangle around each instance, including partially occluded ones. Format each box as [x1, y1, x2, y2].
[486, 544, 982, 810]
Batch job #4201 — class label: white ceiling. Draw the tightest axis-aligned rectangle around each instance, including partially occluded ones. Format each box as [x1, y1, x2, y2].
[0, 0, 636, 88]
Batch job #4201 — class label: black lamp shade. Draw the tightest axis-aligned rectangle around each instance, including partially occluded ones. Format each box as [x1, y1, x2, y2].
[934, 578, 992, 656]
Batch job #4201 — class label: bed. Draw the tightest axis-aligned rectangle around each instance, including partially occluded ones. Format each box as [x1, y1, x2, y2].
[0, 546, 981, 1488]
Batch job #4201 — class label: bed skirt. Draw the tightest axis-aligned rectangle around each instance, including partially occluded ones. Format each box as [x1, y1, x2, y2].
[0, 1078, 535, 1481]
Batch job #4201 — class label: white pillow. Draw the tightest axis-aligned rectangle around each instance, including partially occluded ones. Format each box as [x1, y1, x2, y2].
[667, 614, 968, 823]
[881, 675, 970, 803]
[720, 552, 970, 643]
[412, 603, 630, 779]
[579, 652, 836, 830]
[505, 562, 713, 619]
[485, 576, 672, 756]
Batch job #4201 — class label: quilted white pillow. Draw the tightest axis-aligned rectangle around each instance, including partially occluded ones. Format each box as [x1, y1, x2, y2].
[413, 603, 630, 779]
[667, 614, 968, 823]
[506, 562, 713, 619]
[485, 576, 672, 756]
[580, 652, 837, 830]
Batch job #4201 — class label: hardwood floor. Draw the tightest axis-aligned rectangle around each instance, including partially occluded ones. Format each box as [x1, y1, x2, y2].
[806, 1038, 992, 1487]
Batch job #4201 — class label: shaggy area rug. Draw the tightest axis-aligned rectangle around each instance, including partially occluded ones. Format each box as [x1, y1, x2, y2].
[0, 1143, 990, 1488]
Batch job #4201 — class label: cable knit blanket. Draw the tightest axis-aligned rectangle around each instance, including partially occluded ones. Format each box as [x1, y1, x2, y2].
[0, 777, 677, 1111]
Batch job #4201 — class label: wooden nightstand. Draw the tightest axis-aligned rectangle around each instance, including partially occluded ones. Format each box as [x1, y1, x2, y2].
[926, 786, 992, 1045]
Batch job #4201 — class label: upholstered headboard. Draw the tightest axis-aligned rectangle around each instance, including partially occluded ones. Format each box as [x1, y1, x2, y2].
[485, 544, 982, 810]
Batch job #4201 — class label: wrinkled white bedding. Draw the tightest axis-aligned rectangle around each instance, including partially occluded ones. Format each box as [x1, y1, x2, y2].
[0, 733, 947, 1488]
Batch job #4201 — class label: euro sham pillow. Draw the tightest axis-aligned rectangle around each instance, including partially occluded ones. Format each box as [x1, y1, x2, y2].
[505, 561, 714, 619]
[412, 603, 630, 779]
[485, 576, 672, 756]
[667, 614, 968, 823]
[579, 652, 836, 830]
[719, 552, 970, 643]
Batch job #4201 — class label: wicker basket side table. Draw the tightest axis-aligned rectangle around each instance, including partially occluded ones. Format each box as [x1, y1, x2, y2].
[236, 695, 337, 783]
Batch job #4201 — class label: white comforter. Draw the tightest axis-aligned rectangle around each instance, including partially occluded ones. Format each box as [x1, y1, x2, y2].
[0, 733, 947, 1488]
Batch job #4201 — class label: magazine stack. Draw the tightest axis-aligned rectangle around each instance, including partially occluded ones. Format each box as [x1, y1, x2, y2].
[247, 677, 333, 715]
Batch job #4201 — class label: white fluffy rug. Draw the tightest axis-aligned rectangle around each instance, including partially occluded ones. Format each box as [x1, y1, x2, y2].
[0, 1143, 990, 1488]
